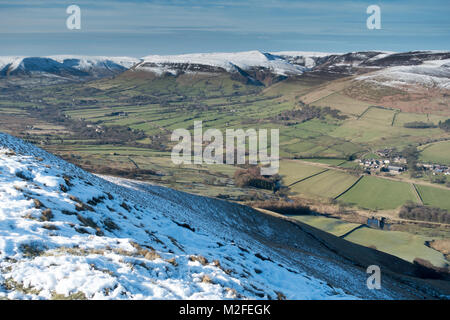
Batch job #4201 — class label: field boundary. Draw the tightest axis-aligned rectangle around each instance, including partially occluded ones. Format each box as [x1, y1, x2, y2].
[391, 111, 400, 126]
[412, 183, 424, 205]
[287, 169, 329, 187]
[128, 157, 140, 169]
[333, 175, 364, 200]
[339, 224, 366, 238]
[357, 106, 372, 120]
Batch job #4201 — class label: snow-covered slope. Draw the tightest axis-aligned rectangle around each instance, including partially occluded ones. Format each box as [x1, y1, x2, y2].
[355, 58, 450, 90]
[137, 51, 308, 76]
[2, 132, 441, 300]
[0, 56, 140, 80]
[271, 51, 337, 68]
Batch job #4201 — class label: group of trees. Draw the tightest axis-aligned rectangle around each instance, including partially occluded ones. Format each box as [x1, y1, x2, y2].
[403, 121, 437, 129]
[234, 166, 281, 191]
[401, 145, 420, 177]
[438, 119, 450, 132]
[399, 202, 450, 224]
[274, 103, 347, 126]
[402, 119, 450, 131]
[80, 165, 158, 179]
[249, 199, 313, 216]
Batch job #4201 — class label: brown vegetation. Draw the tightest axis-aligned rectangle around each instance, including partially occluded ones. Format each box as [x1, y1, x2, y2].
[250, 199, 314, 216]
[399, 203, 450, 224]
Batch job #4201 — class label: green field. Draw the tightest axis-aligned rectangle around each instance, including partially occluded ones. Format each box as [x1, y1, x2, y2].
[279, 160, 325, 186]
[300, 158, 346, 166]
[419, 140, 450, 165]
[344, 227, 448, 268]
[416, 185, 450, 211]
[293, 215, 448, 268]
[361, 107, 397, 125]
[290, 169, 360, 199]
[290, 215, 361, 237]
[338, 176, 419, 210]
[310, 92, 372, 116]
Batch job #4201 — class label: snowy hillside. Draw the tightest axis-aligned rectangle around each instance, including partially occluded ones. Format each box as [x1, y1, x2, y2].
[1, 132, 441, 300]
[0, 56, 140, 80]
[137, 51, 308, 76]
[355, 59, 450, 90]
[271, 51, 338, 68]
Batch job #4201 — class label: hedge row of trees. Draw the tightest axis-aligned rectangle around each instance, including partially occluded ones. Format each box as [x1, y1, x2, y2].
[403, 121, 437, 129]
[86, 166, 158, 179]
[249, 199, 314, 216]
[399, 202, 450, 224]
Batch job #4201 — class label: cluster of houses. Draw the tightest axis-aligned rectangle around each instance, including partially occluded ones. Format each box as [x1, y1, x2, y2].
[355, 148, 449, 177]
[86, 124, 105, 134]
[356, 158, 406, 174]
[419, 163, 450, 175]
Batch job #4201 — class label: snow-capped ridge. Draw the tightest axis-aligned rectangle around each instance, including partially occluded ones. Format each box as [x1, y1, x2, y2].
[0, 56, 140, 80]
[138, 50, 307, 76]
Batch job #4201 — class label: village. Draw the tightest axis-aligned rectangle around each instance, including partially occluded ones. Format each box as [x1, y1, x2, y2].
[355, 148, 450, 176]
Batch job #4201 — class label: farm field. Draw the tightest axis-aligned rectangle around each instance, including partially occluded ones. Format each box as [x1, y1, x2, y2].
[416, 185, 450, 211]
[279, 160, 325, 186]
[307, 92, 371, 116]
[419, 140, 450, 165]
[289, 215, 361, 237]
[344, 227, 448, 268]
[338, 176, 419, 210]
[360, 107, 397, 125]
[289, 214, 448, 268]
[289, 169, 360, 199]
[328, 104, 450, 150]
[393, 112, 448, 127]
[300, 158, 346, 166]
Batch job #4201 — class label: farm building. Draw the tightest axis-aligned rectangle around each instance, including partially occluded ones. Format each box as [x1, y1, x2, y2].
[367, 217, 390, 230]
[387, 166, 404, 173]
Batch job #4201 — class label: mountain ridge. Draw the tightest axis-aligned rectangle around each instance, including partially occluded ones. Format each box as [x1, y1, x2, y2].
[2, 50, 449, 89]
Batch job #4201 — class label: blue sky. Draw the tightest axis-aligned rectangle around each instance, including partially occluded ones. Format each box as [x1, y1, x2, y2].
[0, 0, 449, 56]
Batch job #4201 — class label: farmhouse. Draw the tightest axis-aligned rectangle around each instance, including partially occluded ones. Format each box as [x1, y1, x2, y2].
[367, 217, 390, 230]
